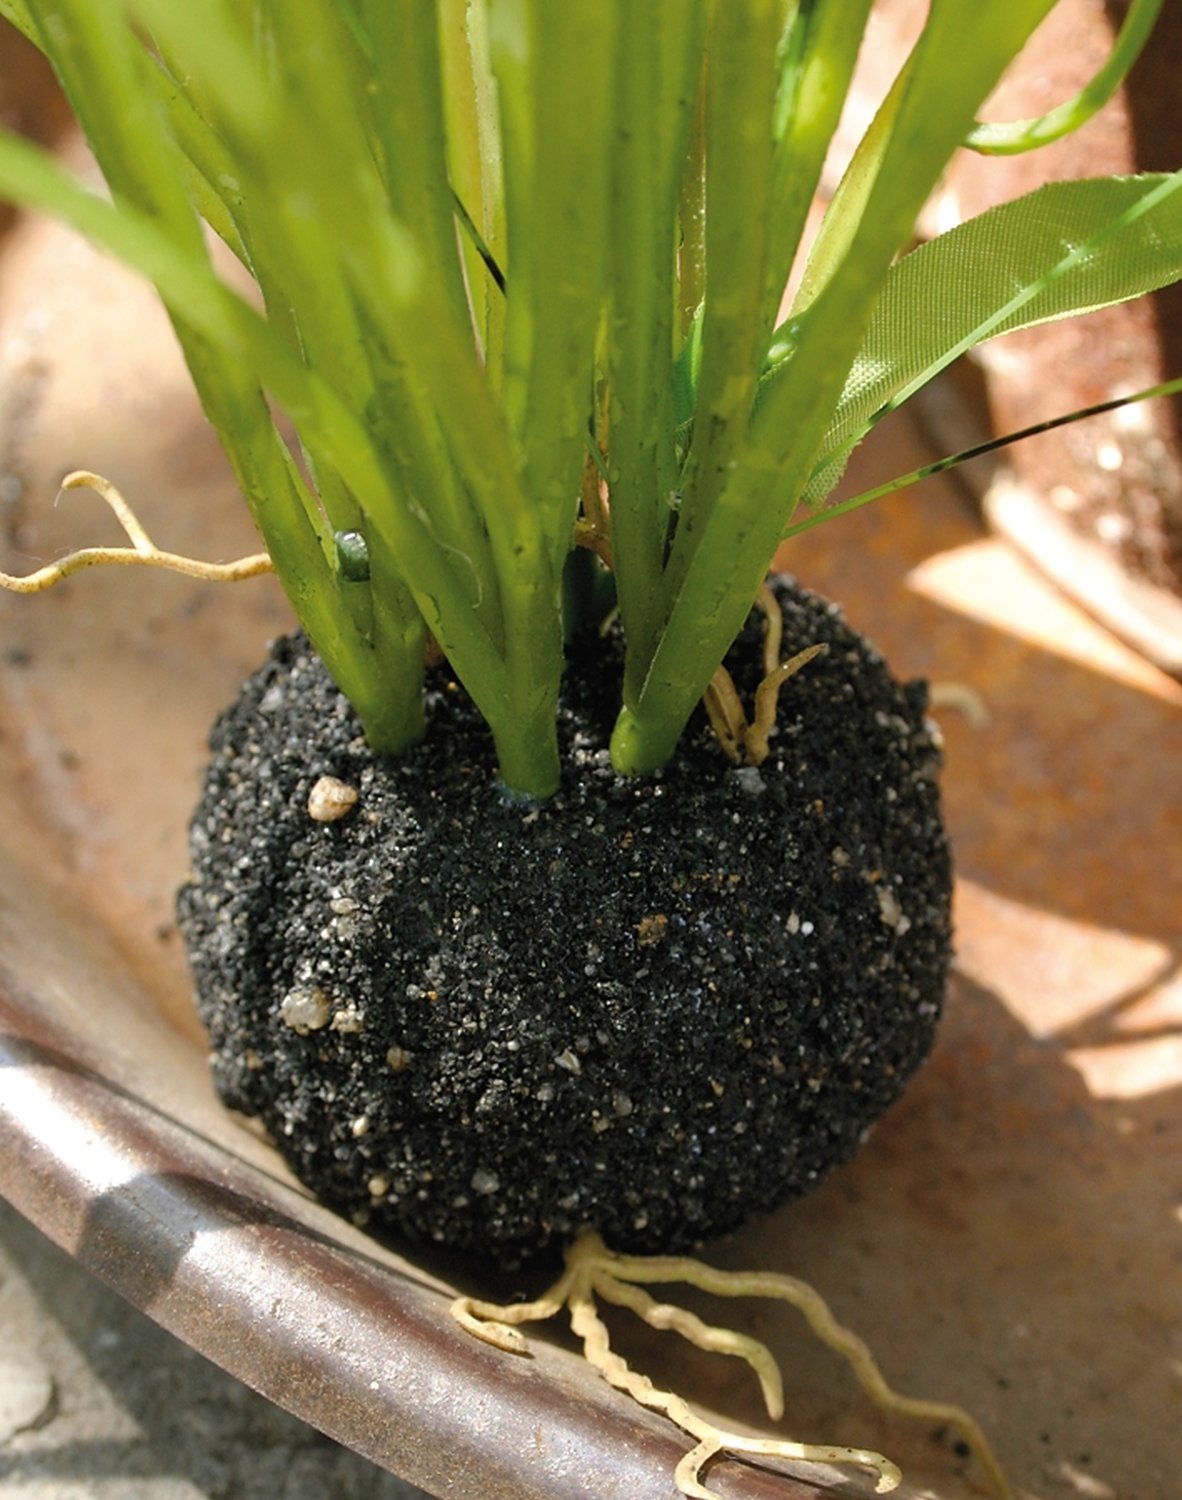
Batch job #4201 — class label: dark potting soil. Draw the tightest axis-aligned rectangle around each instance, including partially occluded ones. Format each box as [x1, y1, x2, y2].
[177, 578, 952, 1268]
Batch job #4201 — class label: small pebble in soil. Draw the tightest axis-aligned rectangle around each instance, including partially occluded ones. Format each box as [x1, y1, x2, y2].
[307, 775, 359, 823]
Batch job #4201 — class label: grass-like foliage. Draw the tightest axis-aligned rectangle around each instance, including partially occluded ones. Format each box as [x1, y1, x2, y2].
[0, 0, 1179, 797]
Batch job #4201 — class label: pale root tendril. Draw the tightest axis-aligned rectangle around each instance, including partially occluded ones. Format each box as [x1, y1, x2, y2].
[704, 582, 827, 765]
[0, 472, 272, 593]
[452, 1229, 1013, 1500]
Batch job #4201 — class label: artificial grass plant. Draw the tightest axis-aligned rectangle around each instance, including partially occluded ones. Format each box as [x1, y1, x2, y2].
[7, 10, 1182, 1496]
[0, 0, 1180, 798]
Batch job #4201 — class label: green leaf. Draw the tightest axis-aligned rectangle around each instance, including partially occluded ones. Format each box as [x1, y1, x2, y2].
[357, 1, 470, 335]
[966, 0, 1163, 155]
[613, 0, 1060, 775]
[0, 2, 36, 42]
[677, 0, 784, 525]
[438, 0, 506, 378]
[604, 0, 707, 697]
[764, 0, 875, 324]
[490, 1, 616, 561]
[128, 0, 564, 793]
[798, 171, 1182, 510]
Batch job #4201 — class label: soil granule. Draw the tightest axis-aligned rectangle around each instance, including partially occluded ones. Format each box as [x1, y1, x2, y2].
[178, 578, 952, 1268]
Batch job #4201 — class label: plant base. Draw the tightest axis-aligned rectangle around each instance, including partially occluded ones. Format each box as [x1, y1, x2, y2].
[177, 578, 952, 1267]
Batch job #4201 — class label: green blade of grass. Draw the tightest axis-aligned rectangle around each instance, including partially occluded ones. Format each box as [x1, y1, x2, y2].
[643, 0, 872, 710]
[612, 0, 1060, 775]
[25, 0, 204, 249]
[797, 170, 1182, 512]
[675, 0, 784, 531]
[135, 0, 445, 741]
[606, 0, 707, 699]
[0, 128, 516, 724]
[10, 0, 431, 745]
[761, 0, 874, 344]
[0, 1, 36, 42]
[129, 0, 567, 791]
[197, 0, 562, 768]
[786, 374, 1182, 537]
[438, 0, 506, 378]
[966, 0, 1163, 155]
[358, 0, 471, 339]
[490, 0, 616, 564]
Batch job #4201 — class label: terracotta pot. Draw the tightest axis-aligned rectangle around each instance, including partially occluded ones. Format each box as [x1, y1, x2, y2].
[2, 115, 1181, 1500]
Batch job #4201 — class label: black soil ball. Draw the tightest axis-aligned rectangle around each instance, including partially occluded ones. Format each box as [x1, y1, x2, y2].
[177, 578, 952, 1268]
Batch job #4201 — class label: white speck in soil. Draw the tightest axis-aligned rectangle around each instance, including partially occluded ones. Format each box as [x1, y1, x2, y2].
[307, 775, 359, 823]
[279, 985, 330, 1033]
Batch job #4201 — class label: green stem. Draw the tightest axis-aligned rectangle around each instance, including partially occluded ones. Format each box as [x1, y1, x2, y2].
[607, 2, 705, 701]
[491, 696, 562, 800]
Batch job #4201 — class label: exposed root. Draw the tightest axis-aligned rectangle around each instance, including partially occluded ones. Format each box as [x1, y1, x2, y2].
[572, 515, 613, 570]
[703, 666, 749, 763]
[452, 1229, 1013, 1500]
[757, 579, 784, 674]
[929, 680, 990, 729]
[575, 437, 613, 569]
[0, 472, 273, 593]
[744, 641, 828, 763]
[703, 584, 827, 765]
